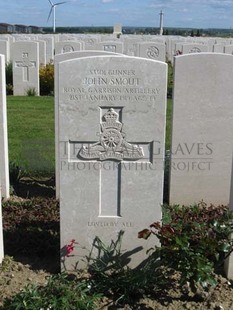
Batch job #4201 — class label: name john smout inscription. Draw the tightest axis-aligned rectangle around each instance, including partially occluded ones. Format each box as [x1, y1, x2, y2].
[62, 68, 160, 107]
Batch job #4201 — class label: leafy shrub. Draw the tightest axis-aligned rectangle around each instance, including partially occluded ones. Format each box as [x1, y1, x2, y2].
[26, 87, 37, 96]
[9, 161, 22, 187]
[39, 63, 54, 96]
[138, 203, 233, 294]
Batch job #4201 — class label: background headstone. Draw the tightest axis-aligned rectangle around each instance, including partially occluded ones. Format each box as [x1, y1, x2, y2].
[170, 53, 233, 206]
[55, 41, 82, 55]
[0, 41, 9, 64]
[96, 41, 123, 53]
[113, 24, 122, 35]
[39, 36, 54, 64]
[224, 45, 233, 55]
[182, 43, 209, 54]
[58, 55, 167, 270]
[12, 41, 39, 95]
[37, 40, 46, 66]
[137, 42, 166, 62]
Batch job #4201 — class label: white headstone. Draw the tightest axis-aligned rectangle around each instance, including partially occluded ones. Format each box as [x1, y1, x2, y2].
[39, 36, 54, 64]
[55, 41, 82, 55]
[213, 44, 224, 53]
[182, 43, 209, 54]
[37, 40, 46, 66]
[96, 41, 123, 53]
[137, 42, 166, 62]
[123, 38, 139, 56]
[57, 56, 167, 270]
[82, 37, 100, 51]
[0, 54, 9, 198]
[113, 24, 122, 35]
[0, 40, 9, 63]
[12, 41, 39, 96]
[224, 45, 233, 55]
[170, 53, 233, 206]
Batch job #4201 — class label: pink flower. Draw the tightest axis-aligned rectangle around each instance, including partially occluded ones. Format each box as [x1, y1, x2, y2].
[65, 239, 79, 257]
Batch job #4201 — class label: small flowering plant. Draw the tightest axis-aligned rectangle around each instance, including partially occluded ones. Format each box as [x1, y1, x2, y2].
[138, 203, 233, 293]
[65, 239, 79, 257]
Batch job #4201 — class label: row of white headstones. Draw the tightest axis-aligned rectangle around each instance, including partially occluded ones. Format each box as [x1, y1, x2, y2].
[1, 51, 233, 277]
[6, 37, 233, 96]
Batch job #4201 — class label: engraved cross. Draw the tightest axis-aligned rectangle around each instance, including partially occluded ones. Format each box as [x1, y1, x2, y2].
[69, 107, 153, 218]
[15, 52, 36, 81]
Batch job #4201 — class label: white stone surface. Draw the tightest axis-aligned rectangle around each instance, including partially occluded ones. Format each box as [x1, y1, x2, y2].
[39, 36, 54, 64]
[170, 53, 233, 206]
[37, 40, 46, 66]
[123, 38, 139, 56]
[113, 24, 122, 35]
[12, 41, 39, 95]
[182, 43, 209, 54]
[96, 41, 123, 53]
[0, 41, 9, 63]
[54, 50, 122, 199]
[137, 42, 166, 62]
[55, 41, 82, 55]
[224, 45, 233, 55]
[82, 37, 100, 50]
[0, 54, 9, 198]
[213, 44, 224, 53]
[57, 56, 167, 270]
[54, 50, 123, 199]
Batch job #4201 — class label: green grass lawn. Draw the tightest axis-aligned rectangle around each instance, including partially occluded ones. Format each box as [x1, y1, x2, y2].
[7, 96, 55, 176]
[6, 96, 172, 176]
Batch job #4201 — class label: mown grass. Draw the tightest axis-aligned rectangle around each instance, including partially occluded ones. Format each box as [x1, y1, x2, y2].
[7, 96, 54, 176]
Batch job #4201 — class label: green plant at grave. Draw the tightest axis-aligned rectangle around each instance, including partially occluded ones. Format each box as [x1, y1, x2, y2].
[1, 273, 101, 310]
[9, 161, 23, 188]
[0, 256, 14, 273]
[85, 231, 164, 305]
[138, 203, 233, 295]
[39, 63, 54, 96]
[26, 87, 37, 96]
[5, 61, 13, 95]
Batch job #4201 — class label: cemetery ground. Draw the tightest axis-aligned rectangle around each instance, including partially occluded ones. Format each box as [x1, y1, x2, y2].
[1, 96, 233, 309]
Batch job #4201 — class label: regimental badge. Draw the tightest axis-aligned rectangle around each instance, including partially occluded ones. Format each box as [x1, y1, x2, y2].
[79, 108, 144, 161]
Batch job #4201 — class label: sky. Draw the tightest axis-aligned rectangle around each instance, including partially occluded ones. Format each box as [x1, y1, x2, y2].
[1, 0, 233, 29]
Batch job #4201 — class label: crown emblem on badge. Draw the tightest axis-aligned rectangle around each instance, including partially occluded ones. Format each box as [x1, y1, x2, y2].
[103, 108, 118, 121]
[101, 108, 122, 131]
